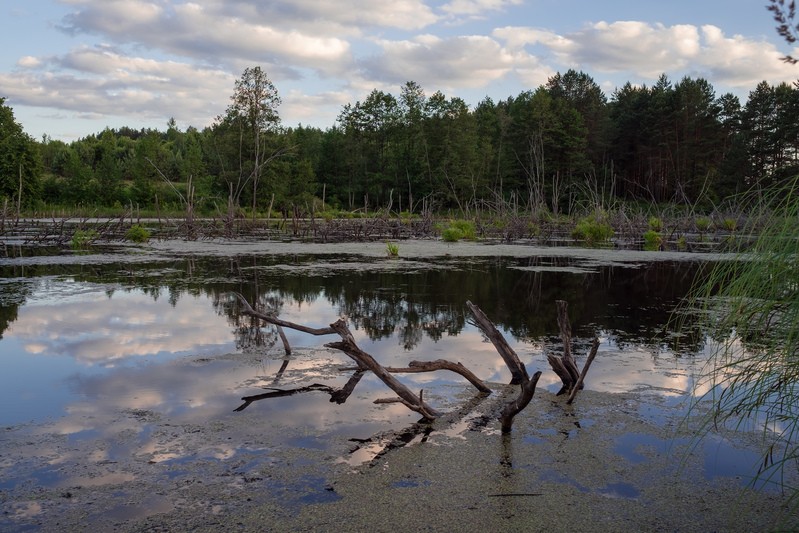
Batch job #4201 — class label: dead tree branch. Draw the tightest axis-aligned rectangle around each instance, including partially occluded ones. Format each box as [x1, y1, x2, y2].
[234, 291, 439, 419]
[548, 300, 583, 395]
[567, 337, 600, 405]
[499, 371, 542, 433]
[385, 359, 492, 394]
[466, 300, 529, 384]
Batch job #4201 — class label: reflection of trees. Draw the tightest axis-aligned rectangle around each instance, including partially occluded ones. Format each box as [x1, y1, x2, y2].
[0, 254, 710, 353]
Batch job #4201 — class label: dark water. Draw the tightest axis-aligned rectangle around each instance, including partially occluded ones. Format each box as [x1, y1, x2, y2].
[0, 252, 708, 427]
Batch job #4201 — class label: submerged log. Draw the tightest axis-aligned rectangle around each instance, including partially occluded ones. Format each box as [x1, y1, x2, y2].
[234, 383, 335, 412]
[466, 300, 529, 384]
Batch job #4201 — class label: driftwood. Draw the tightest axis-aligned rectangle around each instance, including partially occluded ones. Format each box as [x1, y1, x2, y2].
[466, 300, 529, 384]
[556, 300, 581, 385]
[234, 383, 335, 412]
[466, 300, 541, 432]
[499, 371, 543, 433]
[384, 359, 491, 394]
[235, 292, 439, 419]
[567, 337, 600, 405]
[234, 292, 597, 435]
[548, 300, 584, 395]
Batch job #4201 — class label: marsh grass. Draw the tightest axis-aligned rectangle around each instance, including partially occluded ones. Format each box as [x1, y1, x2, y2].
[687, 177, 799, 501]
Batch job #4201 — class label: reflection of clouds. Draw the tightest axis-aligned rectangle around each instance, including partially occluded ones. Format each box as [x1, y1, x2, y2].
[8, 287, 235, 366]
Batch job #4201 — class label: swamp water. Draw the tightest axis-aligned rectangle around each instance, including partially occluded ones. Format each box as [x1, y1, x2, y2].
[0, 240, 794, 531]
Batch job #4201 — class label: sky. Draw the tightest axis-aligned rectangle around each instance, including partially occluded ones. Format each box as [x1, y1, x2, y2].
[1, 0, 798, 142]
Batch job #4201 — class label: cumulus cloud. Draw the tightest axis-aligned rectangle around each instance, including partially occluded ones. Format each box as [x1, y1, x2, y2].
[361, 34, 516, 89]
[494, 21, 798, 91]
[4, 1, 799, 139]
[441, 0, 522, 17]
[0, 46, 233, 131]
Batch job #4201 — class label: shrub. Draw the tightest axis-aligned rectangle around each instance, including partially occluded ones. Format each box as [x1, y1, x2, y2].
[449, 219, 477, 240]
[643, 230, 663, 251]
[440, 219, 477, 242]
[71, 229, 98, 250]
[386, 241, 399, 257]
[572, 214, 613, 245]
[648, 216, 664, 232]
[125, 224, 151, 243]
[442, 227, 464, 242]
[695, 216, 712, 232]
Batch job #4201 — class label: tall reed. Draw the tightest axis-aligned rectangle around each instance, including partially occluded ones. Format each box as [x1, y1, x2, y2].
[689, 176, 799, 495]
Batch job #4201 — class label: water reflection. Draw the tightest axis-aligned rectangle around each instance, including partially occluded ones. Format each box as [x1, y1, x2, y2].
[0, 254, 712, 427]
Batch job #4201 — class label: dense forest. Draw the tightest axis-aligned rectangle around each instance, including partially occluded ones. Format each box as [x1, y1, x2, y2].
[2, 68, 798, 218]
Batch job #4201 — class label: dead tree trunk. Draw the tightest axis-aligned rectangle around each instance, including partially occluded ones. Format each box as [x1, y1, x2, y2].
[466, 300, 529, 384]
[548, 300, 582, 395]
[465, 300, 540, 432]
[500, 371, 542, 433]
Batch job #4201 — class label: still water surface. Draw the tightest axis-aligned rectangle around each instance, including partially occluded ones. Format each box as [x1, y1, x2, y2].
[1, 252, 706, 428]
[5, 244, 791, 532]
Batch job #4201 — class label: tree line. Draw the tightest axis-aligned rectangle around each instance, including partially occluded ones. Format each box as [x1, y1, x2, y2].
[2, 67, 798, 217]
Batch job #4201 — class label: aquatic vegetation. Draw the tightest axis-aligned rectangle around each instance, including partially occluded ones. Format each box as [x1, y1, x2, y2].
[440, 219, 477, 242]
[688, 176, 799, 502]
[70, 229, 98, 249]
[695, 216, 712, 233]
[572, 213, 613, 245]
[648, 216, 664, 232]
[385, 241, 399, 257]
[125, 224, 151, 243]
[643, 230, 663, 251]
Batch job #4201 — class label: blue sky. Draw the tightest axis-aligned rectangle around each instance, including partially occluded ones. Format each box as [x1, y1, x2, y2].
[1, 0, 797, 141]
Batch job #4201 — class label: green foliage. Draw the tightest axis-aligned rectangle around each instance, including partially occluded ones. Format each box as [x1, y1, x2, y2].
[0, 97, 42, 206]
[687, 176, 799, 500]
[642, 229, 663, 251]
[440, 219, 476, 242]
[449, 219, 477, 240]
[721, 217, 738, 231]
[385, 241, 399, 257]
[571, 213, 613, 245]
[18, 74, 799, 219]
[441, 227, 463, 242]
[125, 224, 151, 243]
[647, 216, 664, 232]
[695, 216, 712, 232]
[70, 229, 98, 249]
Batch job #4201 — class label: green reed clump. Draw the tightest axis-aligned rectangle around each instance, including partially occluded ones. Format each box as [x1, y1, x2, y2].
[688, 176, 799, 501]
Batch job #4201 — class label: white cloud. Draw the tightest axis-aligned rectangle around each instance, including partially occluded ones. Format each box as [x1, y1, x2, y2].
[17, 56, 42, 68]
[441, 0, 522, 17]
[362, 34, 515, 89]
[495, 21, 799, 90]
[0, 46, 234, 133]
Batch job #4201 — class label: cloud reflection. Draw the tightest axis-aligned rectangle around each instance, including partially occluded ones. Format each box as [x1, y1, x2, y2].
[8, 287, 235, 366]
